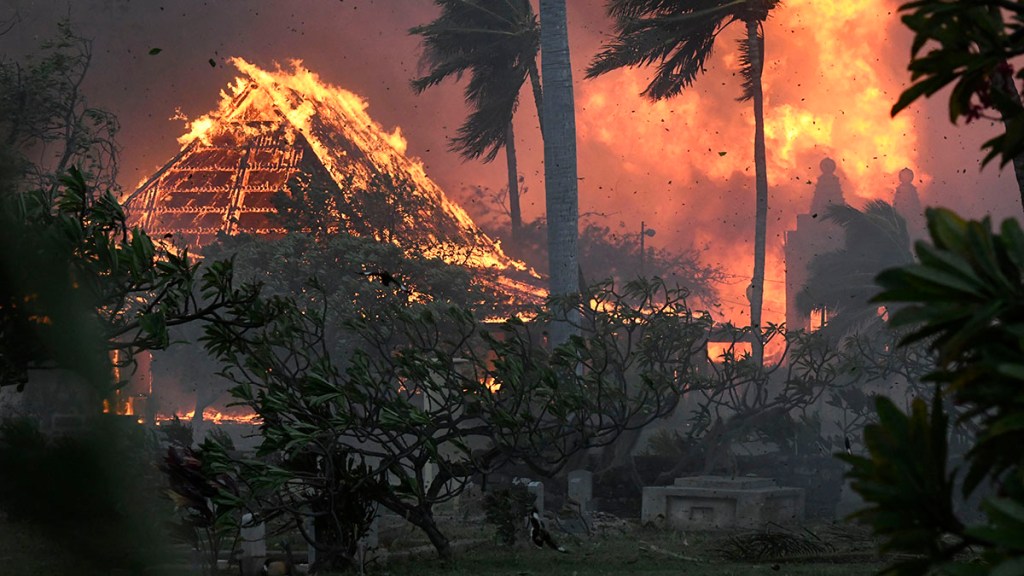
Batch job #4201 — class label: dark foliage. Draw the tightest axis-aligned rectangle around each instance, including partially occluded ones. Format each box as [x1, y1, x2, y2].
[894, 1, 1024, 167]
[844, 207, 1024, 574]
[0, 168, 259, 392]
[0, 417, 170, 571]
[483, 483, 535, 545]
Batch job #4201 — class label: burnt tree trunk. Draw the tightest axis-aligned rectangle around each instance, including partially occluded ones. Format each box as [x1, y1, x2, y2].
[506, 121, 522, 245]
[747, 16, 769, 367]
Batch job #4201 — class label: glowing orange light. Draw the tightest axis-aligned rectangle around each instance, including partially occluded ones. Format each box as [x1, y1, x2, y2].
[577, 0, 923, 328]
[707, 341, 753, 363]
[155, 408, 262, 426]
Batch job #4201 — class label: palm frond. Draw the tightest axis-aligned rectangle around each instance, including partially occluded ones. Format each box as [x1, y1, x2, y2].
[589, 0, 779, 101]
[797, 201, 914, 336]
[736, 21, 763, 102]
[410, 0, 538, 161]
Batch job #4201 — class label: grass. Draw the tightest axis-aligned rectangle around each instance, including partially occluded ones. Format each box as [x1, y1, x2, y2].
[359, 516, 886, 576]
[0, 505, 887, 576]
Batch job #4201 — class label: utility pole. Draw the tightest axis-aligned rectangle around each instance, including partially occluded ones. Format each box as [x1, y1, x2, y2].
[640, 221, 656, 277]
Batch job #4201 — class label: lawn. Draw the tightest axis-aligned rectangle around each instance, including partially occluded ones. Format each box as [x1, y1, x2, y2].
[361, 515, 886, 576]
[0, 506, 888, 575]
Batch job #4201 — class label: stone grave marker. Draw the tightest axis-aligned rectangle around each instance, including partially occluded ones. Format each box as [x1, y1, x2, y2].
[567, 469, 593, 512]
[239, 513, 266, 576]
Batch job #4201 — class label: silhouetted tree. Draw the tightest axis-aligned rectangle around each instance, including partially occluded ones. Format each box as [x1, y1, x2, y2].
[0, 19, 119, 193]
[411, 0, 543, 244]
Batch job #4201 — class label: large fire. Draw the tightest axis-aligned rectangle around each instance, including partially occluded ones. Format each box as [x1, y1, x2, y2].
[128, 57, 546, 311]
[576, 0, 923, 326]
[126, 3, 925, 331]
[171, 57, 535, 276]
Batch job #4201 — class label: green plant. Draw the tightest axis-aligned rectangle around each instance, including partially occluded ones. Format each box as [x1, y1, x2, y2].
[843, 207, 1024, 575]
[893, 1, 1024, 167]
[483, 484, 534, 545]
[0, 168, 258, 392]
[0, 417, 170, 571]
[161, 440, 240, 576]
[202, 277, 709, 561]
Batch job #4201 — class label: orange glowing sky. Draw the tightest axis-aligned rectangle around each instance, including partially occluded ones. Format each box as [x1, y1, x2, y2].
[2, 0, 1020, 325]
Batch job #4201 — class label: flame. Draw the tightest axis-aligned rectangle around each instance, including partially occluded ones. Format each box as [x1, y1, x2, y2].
[155, 408, 262, 426]
[707, 341, 753, 364]
[577, 0, 923, 326]
[144, 58, 546, 307]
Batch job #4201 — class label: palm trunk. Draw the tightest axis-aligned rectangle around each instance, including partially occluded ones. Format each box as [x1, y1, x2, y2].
[505, 121, 522, 245]
[539, 0, 580, 347]
[747, 18, 768, 366]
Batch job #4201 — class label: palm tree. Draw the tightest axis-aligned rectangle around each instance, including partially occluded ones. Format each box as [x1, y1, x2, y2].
[410, 0, 543, 245]
[797, 201, 914, 338]
[587, 0, 780, 364]
[539, 0, 581, 346]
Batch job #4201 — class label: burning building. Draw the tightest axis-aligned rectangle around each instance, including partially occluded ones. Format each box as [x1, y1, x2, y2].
[124, 57, 545, 308]
[121, 58, 549, 427]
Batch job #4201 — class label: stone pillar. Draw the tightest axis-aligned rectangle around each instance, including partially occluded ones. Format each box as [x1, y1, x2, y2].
[567, 470, 593, 512]
[893, 167, 926, 242]
[305, 514, 316, 568]
[527, 481, 545, 515]
[239, 513, 266, 576]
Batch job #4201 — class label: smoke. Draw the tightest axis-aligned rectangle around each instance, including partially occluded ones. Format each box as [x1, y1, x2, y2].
[2, 0, 1019, 324]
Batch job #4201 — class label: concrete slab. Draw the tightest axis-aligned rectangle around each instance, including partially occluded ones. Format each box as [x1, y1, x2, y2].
[642, 475, 804, 530]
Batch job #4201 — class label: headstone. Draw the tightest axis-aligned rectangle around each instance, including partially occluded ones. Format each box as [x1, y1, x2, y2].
[305, 515, 316, 567]
[567, 470, 593, 512]
[239, 513, 267, 576]
[527, 481, 544, 515]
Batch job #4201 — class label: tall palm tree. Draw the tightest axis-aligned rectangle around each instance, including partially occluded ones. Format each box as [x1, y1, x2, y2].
[539, 0, 581, 346]
[797, 201, 914, 338]
[410, 0, 544, 245]
[587, 0, 780, 364]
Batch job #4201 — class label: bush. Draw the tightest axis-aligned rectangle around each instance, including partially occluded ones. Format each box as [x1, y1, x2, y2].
[483, 484, 535, 545]
[845, 208, 1024, 575]
[0, 416, 171, 570]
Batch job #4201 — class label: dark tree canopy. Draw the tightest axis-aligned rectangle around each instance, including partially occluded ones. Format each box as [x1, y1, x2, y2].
[410, 0, 541, 162]
[0, 19, 119, 193]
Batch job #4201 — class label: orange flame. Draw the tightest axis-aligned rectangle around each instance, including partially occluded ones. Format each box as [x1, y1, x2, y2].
[174, 58, 539, 278]
[155, 408, 262, 426]
[577, 0, 923, 326]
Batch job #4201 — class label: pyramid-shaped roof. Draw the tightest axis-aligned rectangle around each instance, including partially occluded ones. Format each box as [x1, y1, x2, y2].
[125, 58, 543, 307]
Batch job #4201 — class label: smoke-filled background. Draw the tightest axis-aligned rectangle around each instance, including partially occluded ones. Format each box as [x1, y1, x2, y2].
[2, 0, 1019, 324]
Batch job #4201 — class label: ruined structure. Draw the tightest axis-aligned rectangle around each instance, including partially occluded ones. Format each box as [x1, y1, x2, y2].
[124, 58, 544, 307]
[784, 158, 845, 332]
